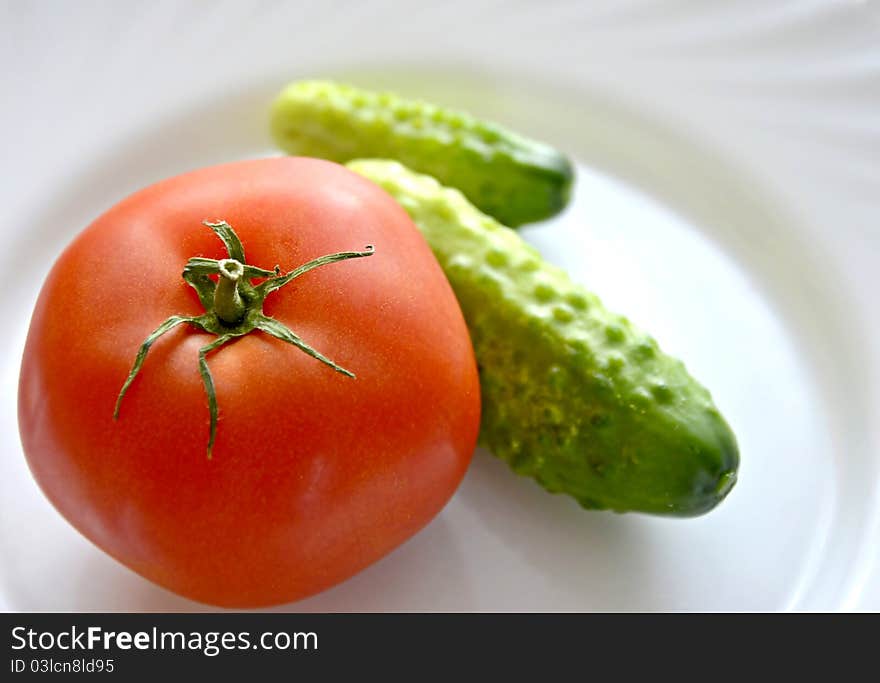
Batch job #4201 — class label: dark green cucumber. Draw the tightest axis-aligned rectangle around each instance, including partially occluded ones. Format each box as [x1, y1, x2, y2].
[271, 80, 574, 227]
[348, 159, 738, 516]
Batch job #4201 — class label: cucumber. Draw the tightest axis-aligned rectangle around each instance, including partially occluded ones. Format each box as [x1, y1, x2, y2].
[348, 159, 739, 516]
[271, 80, 574, 227]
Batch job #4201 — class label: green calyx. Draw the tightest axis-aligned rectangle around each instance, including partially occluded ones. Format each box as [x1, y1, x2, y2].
[113, 219, 374, 458]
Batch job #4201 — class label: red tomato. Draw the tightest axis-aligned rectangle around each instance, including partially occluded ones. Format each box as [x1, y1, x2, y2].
[18, 157, 480, 607]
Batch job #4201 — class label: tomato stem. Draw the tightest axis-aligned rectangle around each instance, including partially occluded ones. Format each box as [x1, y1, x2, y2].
[214, 258, 247, 324]
[113, 220, 374, 458]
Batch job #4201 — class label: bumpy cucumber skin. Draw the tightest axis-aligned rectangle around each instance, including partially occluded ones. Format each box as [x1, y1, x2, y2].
[348, 159, 739, 516]
[271, 80, 574, 227]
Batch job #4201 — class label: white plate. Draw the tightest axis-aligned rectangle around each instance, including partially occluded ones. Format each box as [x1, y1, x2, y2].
[2, 1, 878, 611]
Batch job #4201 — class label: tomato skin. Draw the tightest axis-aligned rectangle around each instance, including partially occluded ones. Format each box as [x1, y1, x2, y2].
[18, 157, 480, 607]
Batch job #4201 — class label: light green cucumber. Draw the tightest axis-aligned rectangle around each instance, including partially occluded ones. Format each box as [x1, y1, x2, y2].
[271, 80, 574, 227]
[348, 159, 738, 516]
